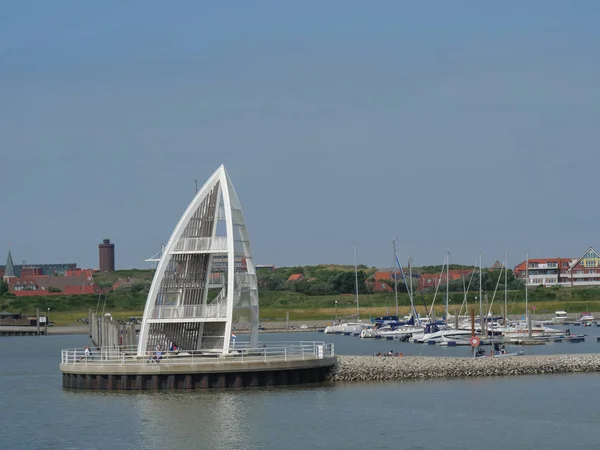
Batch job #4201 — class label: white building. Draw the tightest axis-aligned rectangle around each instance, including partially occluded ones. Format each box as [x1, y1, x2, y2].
[137, 165, 259, 356]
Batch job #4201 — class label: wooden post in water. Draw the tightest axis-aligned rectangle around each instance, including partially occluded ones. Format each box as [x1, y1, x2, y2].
[454, 309, 459, 329]
[36, 308, 40, 336]
[471, 308, 476, 358]
[527, 309, 532, 339]
[286, 311, 289, 330]
[88, 307, 92, 338]
[483, 293, 488, 337]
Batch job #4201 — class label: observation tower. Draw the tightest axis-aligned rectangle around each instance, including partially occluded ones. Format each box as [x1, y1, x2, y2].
[60, 166, 335, 390]
[137, 165, 259, 355]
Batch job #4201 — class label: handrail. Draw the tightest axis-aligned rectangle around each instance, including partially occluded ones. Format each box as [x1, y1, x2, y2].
[150, 304, 227, 320]
[60, 342, 335, 367]
[172, 236, 228, 253]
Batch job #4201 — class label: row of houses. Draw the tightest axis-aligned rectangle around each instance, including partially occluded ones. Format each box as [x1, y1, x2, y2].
[513, 246, 600, 288]
[285, 269, 477, 293]
[369, 268, 476, 293]
[286, 246, 600, 291]
[374, 247, 600, 289]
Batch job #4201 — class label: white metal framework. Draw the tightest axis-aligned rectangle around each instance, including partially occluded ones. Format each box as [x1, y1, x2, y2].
[137, 165, 259, 356]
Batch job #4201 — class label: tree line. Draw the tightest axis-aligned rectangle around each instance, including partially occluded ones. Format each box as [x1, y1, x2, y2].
[257, 265, 525, 296]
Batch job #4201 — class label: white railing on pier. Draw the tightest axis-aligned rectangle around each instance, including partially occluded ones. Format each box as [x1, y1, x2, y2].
[60, 342, 335, 367]
[150, 304, 227, 320]
[172, 236, 228, 254]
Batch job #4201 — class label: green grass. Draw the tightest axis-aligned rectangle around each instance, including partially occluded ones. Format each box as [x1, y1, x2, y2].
[4, 285, 600, 325]
[92, 269, 154, 288]
[48, 310, 145, 326]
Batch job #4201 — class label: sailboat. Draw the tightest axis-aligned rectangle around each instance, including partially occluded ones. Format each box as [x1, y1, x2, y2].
[324, 244, 369, 335]
[360, 251, 424, 339]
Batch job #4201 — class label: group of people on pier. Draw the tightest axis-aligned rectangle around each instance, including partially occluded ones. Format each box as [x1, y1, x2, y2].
[374, 350, 403, 357]
[146, 342, 180, 363]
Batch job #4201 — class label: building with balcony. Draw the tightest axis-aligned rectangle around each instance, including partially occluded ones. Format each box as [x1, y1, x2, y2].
[566, 247, 600, 287]
[514, 247, 600, 287]
[513, 258, 572, 287]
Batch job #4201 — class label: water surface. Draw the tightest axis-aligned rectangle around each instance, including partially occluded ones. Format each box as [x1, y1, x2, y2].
[2, 333, 600, 449]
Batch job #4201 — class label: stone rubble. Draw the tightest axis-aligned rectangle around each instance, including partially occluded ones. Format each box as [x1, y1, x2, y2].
[329, 354, 600, 382]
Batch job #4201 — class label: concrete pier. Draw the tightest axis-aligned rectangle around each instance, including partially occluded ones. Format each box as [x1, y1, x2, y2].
[0, 326, 46, 336]
[329, 354, 600, 382]
[60, 342, 336, 390]
[62, 357, 335, 390]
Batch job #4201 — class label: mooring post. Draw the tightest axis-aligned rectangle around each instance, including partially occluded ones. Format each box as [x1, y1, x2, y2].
[286, 311, 289, 330]
[36, 308, 40, 336]
[454, 309, 459, 329]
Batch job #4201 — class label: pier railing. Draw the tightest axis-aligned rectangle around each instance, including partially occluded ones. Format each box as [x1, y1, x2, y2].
[60, 341, 335, 367]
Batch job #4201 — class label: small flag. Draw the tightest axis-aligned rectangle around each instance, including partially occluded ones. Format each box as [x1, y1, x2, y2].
[231, 333, 237, 339]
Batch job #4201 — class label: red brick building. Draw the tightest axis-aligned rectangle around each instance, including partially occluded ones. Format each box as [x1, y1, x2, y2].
[9, 275, 102, 296]
[418, 269, 473, 291]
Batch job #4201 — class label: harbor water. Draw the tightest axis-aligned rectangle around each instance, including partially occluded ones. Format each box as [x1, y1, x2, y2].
[2, 330, 600, 450]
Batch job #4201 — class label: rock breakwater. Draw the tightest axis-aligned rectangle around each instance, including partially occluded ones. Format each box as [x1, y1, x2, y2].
[329, 354, 600, 382]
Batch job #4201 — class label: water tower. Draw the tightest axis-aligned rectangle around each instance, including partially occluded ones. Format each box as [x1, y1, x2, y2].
[98, 239, 115, 272]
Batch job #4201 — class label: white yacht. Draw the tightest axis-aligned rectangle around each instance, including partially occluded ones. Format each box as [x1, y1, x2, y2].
[413, 323, 473, 343]
[324, 322, 369, 334]
[360, 324, 424, 339]
[551, 311, 568, 324]
[497, 321, 563, 338]
[579, 312, 595, 323]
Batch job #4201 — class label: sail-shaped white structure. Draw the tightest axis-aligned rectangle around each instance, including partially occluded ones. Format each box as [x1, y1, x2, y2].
[137, 165, 259, 356]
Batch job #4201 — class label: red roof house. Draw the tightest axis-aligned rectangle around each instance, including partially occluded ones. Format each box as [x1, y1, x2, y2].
[287, 273, 305, 282]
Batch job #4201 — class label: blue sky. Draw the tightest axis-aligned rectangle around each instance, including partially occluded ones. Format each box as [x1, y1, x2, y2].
[1, 1, 599, 270]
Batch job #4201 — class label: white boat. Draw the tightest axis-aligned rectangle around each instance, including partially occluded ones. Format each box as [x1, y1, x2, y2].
[361, 324, 424, 339]
[325, 244, 367, 335]
[414, 323, 473, 343]
[497, 321, 563, 338]
[324, 322, 369, 334]
[551, 311, 568, 324]
[579, 312, 595, 323]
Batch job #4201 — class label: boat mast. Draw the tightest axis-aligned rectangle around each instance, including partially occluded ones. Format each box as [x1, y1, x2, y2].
[479, 251, 484, 336]
[393, 239, 399, 317]
[504, 252, 508, 325]
[354, 243, 360, 320]
[446, 250, 450, 320]
[409, 257, 417, 323]
[525, 252, 529, 318]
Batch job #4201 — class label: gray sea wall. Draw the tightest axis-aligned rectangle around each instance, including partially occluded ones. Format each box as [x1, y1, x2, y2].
[329, 354, 600, 382]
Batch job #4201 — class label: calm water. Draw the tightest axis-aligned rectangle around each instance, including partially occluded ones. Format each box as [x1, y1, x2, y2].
[2, 331, 600, 450]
